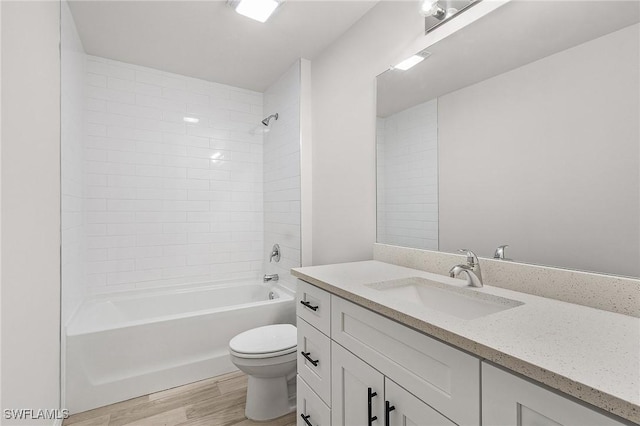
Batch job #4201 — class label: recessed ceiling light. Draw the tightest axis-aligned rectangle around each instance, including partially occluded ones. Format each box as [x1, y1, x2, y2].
[183, 117, 200, 124]
[393, 50, 432, 71]
[394, 55, 425, 71]
[229, 0, 281, 23]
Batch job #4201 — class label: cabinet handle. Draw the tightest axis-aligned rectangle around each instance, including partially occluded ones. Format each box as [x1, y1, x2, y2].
[384, 401, 395, 426]
[368, 387, 378, 425]
[301, 351, 319, 366]
[300, 413, 313, 426]
[300, 300, 319, 311]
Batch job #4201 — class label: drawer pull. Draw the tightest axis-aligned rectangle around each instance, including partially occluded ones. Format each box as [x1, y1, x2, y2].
[368, 387, 378, 425]
[384, 401, 396, 426]
[300, 300, 319, 311]
[300, 413, 313, 426]
[301, 351, 319, 366]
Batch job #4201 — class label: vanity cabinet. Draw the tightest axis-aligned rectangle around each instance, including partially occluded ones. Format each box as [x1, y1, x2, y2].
[332, 342, 456, 426]
[296, 279, 480, 426]
[482, 363, 627, 426]
[296, 279, 628, 426]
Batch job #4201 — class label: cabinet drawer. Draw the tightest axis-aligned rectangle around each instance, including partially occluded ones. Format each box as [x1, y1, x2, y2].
[297, 280, 331, 336]
[298, 318, 332, 405]
[331, 296, 480, 426]
[482, 363, 626, 426]
[298, 375, 331, 426]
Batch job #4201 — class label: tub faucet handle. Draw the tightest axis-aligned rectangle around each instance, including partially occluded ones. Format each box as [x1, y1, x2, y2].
[269, 244, 281, 263]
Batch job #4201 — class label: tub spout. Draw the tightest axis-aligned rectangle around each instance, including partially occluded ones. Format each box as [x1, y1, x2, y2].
[263, 274, 279, 283]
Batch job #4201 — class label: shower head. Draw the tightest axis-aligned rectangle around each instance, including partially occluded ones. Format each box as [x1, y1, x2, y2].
[262, 113, 279, 126]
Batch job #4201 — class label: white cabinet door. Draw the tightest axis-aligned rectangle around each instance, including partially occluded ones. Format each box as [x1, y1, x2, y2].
[332, 342, 384, 426]
[385, 378, 456, 426]
[482, 363, 626, 426]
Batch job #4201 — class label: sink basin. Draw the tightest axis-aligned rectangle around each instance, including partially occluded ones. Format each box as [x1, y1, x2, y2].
[366, 277, 523, 320]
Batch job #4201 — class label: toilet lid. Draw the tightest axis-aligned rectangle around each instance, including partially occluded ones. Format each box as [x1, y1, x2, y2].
[229, 324, 297, 355]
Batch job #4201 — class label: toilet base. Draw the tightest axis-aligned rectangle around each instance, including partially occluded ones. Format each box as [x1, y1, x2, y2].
[245, 375, 296, 421]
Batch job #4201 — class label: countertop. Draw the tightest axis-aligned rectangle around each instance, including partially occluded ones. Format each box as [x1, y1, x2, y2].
[291, 260, 640, 424]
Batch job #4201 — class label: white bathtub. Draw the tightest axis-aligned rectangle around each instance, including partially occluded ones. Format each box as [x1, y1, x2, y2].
[65, 279, 295, 414]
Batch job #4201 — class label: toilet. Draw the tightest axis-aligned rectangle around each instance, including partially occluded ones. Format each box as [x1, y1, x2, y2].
[229, 324, 297, 421]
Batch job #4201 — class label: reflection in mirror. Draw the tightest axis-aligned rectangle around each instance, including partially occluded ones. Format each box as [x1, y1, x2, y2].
[376, 0, 640, 277]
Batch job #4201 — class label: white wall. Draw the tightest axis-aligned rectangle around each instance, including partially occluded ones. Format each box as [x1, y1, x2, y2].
[438, 23, 640, 277]
[310, 1, 426, 265]
[1, 1, 61, 423]
[82, 56, 265, 293]
[263, 61, 301, 289]
[377, 99, 438, 250]
[309, 0, 503, 265]
[61, 0, 87, 326]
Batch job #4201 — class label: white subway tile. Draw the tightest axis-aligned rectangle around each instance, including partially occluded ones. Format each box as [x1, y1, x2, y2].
[107, 101, 162, 120]
[108, 246, 163, 260]
[137, 256, 186, 270]
[86, 98, 107, 112]
[87, 73, 107, 87]
[107, 270, 162, 286]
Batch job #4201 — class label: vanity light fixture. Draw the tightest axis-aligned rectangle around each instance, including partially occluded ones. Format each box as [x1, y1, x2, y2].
[419, 0, 447, 20]
[228, 0, 281, 23]
[393, 49, 432, 71]
[183, 117, 199, 124]
[421, 0, 481, 33]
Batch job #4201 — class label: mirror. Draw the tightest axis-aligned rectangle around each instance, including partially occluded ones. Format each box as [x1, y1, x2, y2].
[376, 0, 640, 277]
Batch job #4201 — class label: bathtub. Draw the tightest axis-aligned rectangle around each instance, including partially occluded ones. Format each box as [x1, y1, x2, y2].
[65, 279, 295, 414]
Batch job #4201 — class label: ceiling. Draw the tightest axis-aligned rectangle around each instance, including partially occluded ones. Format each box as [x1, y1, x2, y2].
[69, 0, 378, 92]
[377, 0, 640, 117]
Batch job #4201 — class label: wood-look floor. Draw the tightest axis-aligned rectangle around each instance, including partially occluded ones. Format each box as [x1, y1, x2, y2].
[63, 372, 296, 426]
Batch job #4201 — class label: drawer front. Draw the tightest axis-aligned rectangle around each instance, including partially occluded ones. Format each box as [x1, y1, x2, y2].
[298, 318, 332, 405]
[331, 296, 480, 426]
[298, 375, 331, 426]
[297, 279, 331, 336]
[482, 363, 626, 426]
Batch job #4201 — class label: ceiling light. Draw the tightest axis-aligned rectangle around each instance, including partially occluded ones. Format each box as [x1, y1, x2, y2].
[394, 55, 425, 71]
[393, 49, 432, 71]
[183, 117, 199, 124]
[230, 0, 281, 23]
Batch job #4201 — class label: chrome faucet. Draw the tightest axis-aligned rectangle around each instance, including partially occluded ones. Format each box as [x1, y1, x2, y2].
[493, 244, 511, 261]
[263, 273, 279, 283]
[449, 249, 483, 288]
[269, 243, 281, 263]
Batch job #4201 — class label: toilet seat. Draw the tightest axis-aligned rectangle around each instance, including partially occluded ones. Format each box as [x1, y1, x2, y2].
[229, 324, 296, 359]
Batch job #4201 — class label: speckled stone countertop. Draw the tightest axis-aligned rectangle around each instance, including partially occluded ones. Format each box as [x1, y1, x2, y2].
[291, 260, 640, 424]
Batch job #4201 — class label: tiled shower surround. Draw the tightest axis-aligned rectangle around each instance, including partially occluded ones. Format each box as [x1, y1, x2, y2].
[263, 64, 302, 291]
[78, 56, 296, 294]
[377, 99, 438, 250]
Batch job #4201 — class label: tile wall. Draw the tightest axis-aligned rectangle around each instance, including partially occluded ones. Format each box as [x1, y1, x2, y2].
[82, 56, 267, 293]
[376, 99, 438, 250]
[263, 61, 302, 289]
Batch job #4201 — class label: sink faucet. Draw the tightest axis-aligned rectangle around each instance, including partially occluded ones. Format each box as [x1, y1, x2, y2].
[263, 273, 279, 283]
[449, 249, 483, 288]
[493, 244, 511, 261]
